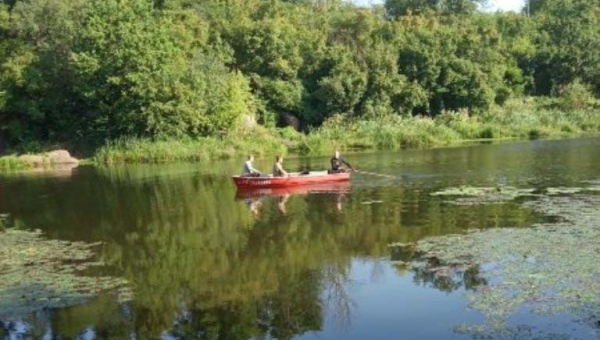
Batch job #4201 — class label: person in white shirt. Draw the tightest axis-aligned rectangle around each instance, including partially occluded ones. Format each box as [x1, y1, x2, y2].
[272, 155, 289, 177]
[242, 155, 261, 177]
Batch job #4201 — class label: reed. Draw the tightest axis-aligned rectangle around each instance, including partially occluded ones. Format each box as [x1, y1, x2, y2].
[299, 98, 600, 154]
[92, 127, 288, 164]
[91, 98, 600, 164]
[0, 155, 32, 172]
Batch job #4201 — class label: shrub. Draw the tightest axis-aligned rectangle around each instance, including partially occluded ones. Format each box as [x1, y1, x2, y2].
[555, 79, 596, 111]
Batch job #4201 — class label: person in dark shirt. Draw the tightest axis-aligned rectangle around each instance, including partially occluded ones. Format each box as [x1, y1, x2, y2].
[330, 150, 353, 173]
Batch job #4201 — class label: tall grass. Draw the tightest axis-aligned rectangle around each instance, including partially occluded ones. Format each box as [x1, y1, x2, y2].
[0, 155, 33, 172]
[91, 98, 600, 163]
[93, 127, 288, 164]
[297, 98, 600, 155]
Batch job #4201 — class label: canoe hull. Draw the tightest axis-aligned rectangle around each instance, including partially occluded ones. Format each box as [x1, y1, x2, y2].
[235, 181, 351, 200]
[232, 171, 350, 189]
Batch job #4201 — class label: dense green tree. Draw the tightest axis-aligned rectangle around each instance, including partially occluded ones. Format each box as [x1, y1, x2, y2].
[1, 0, 16, 9]
[385, 0, 483, 17]
[0, 0, 257, 146]
[0, 5, 8, 109]
[526, 0, 550, 15]
[314, 49, 368, 116]
[0, 5, 8, 149]
[0, 0, 85, 145]
[69, 0, 257, 139]
[224, 0, 326, 125]
[532, 0, 600, 95]
[394, 15, 520, 115]
[0, 0, 598, 150]
[493, 12, 536, 95]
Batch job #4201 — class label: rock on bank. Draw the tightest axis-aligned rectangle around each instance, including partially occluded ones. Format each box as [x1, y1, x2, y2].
[18, 150, 79, 168]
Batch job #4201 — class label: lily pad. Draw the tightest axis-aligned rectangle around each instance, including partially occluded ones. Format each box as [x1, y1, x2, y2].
[0, 229, 132, 317]
[430, 186, 537, 205]
[548, 186, 600, 194]
[360, 200, 384, 205]
[392, 190, 600, 337]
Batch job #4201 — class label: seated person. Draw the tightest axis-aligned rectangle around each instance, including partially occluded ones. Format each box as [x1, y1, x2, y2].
[330, 150, 353, 173]
[273, 155, 289, 177]
[277, 194, 290, 215]
[242, 155, 261, 177]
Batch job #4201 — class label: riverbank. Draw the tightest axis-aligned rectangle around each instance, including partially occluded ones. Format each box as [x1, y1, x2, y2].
[300, 98, 600, 154]
[0, 150, 79, 172]
[0, 156, 32, 172]
[2, 98, 600, 167]
[92, 98, 600, 164]
[92, 127, 289, 164]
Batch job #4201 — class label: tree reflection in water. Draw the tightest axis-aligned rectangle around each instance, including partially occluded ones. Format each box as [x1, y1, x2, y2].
[235, 181, 352, 217]
[391, 244, 487, 293]
[0, 163, 540, 339]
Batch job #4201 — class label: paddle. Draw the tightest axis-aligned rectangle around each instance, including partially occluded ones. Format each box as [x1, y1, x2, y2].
[352, 169, 398, 179]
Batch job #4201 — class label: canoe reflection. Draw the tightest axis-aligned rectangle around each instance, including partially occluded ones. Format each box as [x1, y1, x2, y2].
[236, 181, 351, 216]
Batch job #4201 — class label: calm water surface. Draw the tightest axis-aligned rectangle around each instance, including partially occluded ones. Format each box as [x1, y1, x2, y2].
[1, 138, 600, 339]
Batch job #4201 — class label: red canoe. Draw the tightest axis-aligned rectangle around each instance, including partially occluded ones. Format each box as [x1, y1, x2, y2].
[235, 181, 351, 200]
[232, 171, 350, 189]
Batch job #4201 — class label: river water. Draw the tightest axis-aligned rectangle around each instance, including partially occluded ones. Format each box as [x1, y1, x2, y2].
[1, 137, 600, 339]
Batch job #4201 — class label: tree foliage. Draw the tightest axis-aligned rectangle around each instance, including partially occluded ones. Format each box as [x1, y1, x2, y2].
[532, 0, 600, 95]
[0, 0, 598, 149]
[385, 0, 483, 17]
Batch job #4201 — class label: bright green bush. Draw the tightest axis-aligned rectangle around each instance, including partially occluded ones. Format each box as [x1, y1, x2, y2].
[0, 155, 31, 172]
[556, 80, 596, 111]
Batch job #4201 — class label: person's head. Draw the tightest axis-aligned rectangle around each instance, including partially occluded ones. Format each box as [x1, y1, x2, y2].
[334, 150, 340, 158]
[276, 155, 283, 163]
[247, 155, 254, 162]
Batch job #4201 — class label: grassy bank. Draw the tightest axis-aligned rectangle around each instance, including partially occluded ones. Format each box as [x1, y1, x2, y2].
[93, 127, 289, 164]
[89, 98, 600, 164]
[0, 155, 33, 172]
[298, 98, 600, 155]
[0, 150, 80, 173]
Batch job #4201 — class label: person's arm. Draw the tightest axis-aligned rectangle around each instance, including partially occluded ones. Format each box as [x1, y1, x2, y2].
[341, 158, 353, 170]
[249, 162, 260, 174]
[276, 163, 288, 176]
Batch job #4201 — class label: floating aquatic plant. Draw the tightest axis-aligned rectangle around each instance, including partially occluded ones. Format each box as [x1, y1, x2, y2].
[0, 228, 132, 317]
[394, 186, 600, 338]
[582, 178, 600, 185]
[360, 200, 383, 205]
[546, 186, 600, 195]
[429, 186, 537, 205]
[0, 214, 6, 231]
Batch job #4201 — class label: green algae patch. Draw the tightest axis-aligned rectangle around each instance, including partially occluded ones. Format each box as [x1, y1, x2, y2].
[0, 228, 132, 316]
[430, 186, 537, 205]
[360, 200, 384, 205]
[393, 190, 600, 337]
[546, 186, 600, 195]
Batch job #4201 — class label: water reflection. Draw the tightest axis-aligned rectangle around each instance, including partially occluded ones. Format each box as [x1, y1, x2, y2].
[244, 196, 264, 218]
[3, 162, 79, 179]
[1, 138, 599, 339]
[391, 244, 487, 293]
[235, 182, 352, 216]
[0, 165, 538, 339]
[276, 194, 289, 215]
